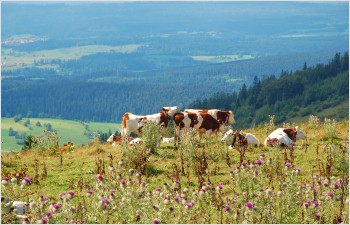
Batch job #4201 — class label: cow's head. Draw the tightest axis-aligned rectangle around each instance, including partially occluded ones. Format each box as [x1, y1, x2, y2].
[162, 106, 179, 118]
[107, 134, 115, 143]
[221, 129, 234, 142]
[228, 111, 235, 124]
[295, 126, 306, 140]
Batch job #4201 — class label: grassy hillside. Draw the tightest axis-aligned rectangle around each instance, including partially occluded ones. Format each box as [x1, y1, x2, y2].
[1, 118, 348, 223]
[1, 118, 120, 152]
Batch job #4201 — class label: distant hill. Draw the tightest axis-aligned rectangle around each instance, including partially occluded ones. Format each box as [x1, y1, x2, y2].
[189, 52, 349, 128]
[1, 51, 343, 122]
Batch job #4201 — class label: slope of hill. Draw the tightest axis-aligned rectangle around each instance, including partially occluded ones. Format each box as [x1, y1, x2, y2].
[189, 52, 349, 128]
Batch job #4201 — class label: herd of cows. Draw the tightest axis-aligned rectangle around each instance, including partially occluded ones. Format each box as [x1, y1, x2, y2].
[107, 106, 307, 149]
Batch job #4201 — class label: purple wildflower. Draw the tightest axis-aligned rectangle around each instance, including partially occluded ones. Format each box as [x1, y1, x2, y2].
[186, 202, 194, 208]
[224, 205, 231, 212]
[328, 192, 334, 198]
[3, 177, 9, 181]
[285, 162, 291, 168]
[245, 202, 253, 209]
[253, 169, 259, 175]
[153, 219, 160, 224]
[174, 179, 180, 184]
[22, 177, 32, 185]
[255, 159, 262, 165]
[101, 198, 109, 206]
[86, 189, 94, 196]
[96, 174, 103, 181]
[217, 183, 223, 190]
[259, 153, 265, 158]
[334, 183, 340, 189]
[41, 217, 48, 224]
[315, 212, 321, 219]
[53, 203, 61, 209]
[46, 211, 53, 218]
[313, 200, 320, 207]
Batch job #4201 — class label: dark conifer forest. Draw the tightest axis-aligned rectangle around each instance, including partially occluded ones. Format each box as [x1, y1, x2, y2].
[189, 52, 349, 128]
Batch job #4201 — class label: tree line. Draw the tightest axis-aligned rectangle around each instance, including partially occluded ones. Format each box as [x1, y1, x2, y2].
[189, 52, 349, 128]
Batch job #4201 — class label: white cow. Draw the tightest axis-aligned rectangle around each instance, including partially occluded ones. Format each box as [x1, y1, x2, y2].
[221, 129, 260, 149]
[161, 137, 175, 143]
[129, 138, 143, 146]
[264, 126, 306, 147]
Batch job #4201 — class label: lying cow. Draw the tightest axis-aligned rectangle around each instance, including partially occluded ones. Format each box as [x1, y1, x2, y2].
[173, 111, 225, 146]
[107, 134, 123, 147]
[221, 129, 260, 149]
[264, 126, 306, 147]
[161, 136, 175, 143]
[129, 138, 143, 146]
[61, 141, 74, 152]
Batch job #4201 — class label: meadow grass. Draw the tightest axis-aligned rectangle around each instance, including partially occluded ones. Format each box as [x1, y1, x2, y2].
[1, 118, 348, 223]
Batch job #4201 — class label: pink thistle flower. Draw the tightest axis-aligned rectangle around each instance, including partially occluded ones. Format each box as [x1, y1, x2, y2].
[86, 189, 94, 197]
[285, 162, 291, 168]
[96, 174, 103, 181]
[259, 153, 265, 158]
[334, 183, 340, 189]
[328, 192, 334, 198]
[224, 205, 231, 212]
[315, 212, 321, 219]
[153, 219, 160, 224]
[245, 202, 253, 209]
[217, 183, 223, 190]
[22, 177, 32, 185]
[45, 211, 53, 218]
[255, 159, 262, 165]
[101, 198, 109, 206]
[313, 200, 320, 207]
[253, 169, 259, 175]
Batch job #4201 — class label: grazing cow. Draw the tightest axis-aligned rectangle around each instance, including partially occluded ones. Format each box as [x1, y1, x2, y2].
[184, 109, 235, 124]
[129, 138, 143, 146]
[61, 141, 74, 152]
[173, 112, 225, 145]
[221, 129, 260, 149]
[107, 134, 123, 147]
[264, 126, 306, 147]
[121, 109, 170, 137]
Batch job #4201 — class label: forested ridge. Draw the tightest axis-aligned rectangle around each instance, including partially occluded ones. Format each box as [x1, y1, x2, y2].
[189, 52, 349, 128]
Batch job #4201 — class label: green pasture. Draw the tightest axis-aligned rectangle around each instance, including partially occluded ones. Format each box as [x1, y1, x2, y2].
[1, 44, 145, 70]
[1, 117, 120, 151]
[1, 119, 348, 223]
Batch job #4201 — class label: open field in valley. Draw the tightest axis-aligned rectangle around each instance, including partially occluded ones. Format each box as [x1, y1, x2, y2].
[1, 118, 120, 151]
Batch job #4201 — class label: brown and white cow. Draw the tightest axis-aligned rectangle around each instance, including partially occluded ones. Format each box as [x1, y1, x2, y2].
[107, 134, 123, 147]
[173, 111, 225, 146]
[184, 109, 235, 125]
[121, 108, 172, 137]
[264, 126, 306, 148]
